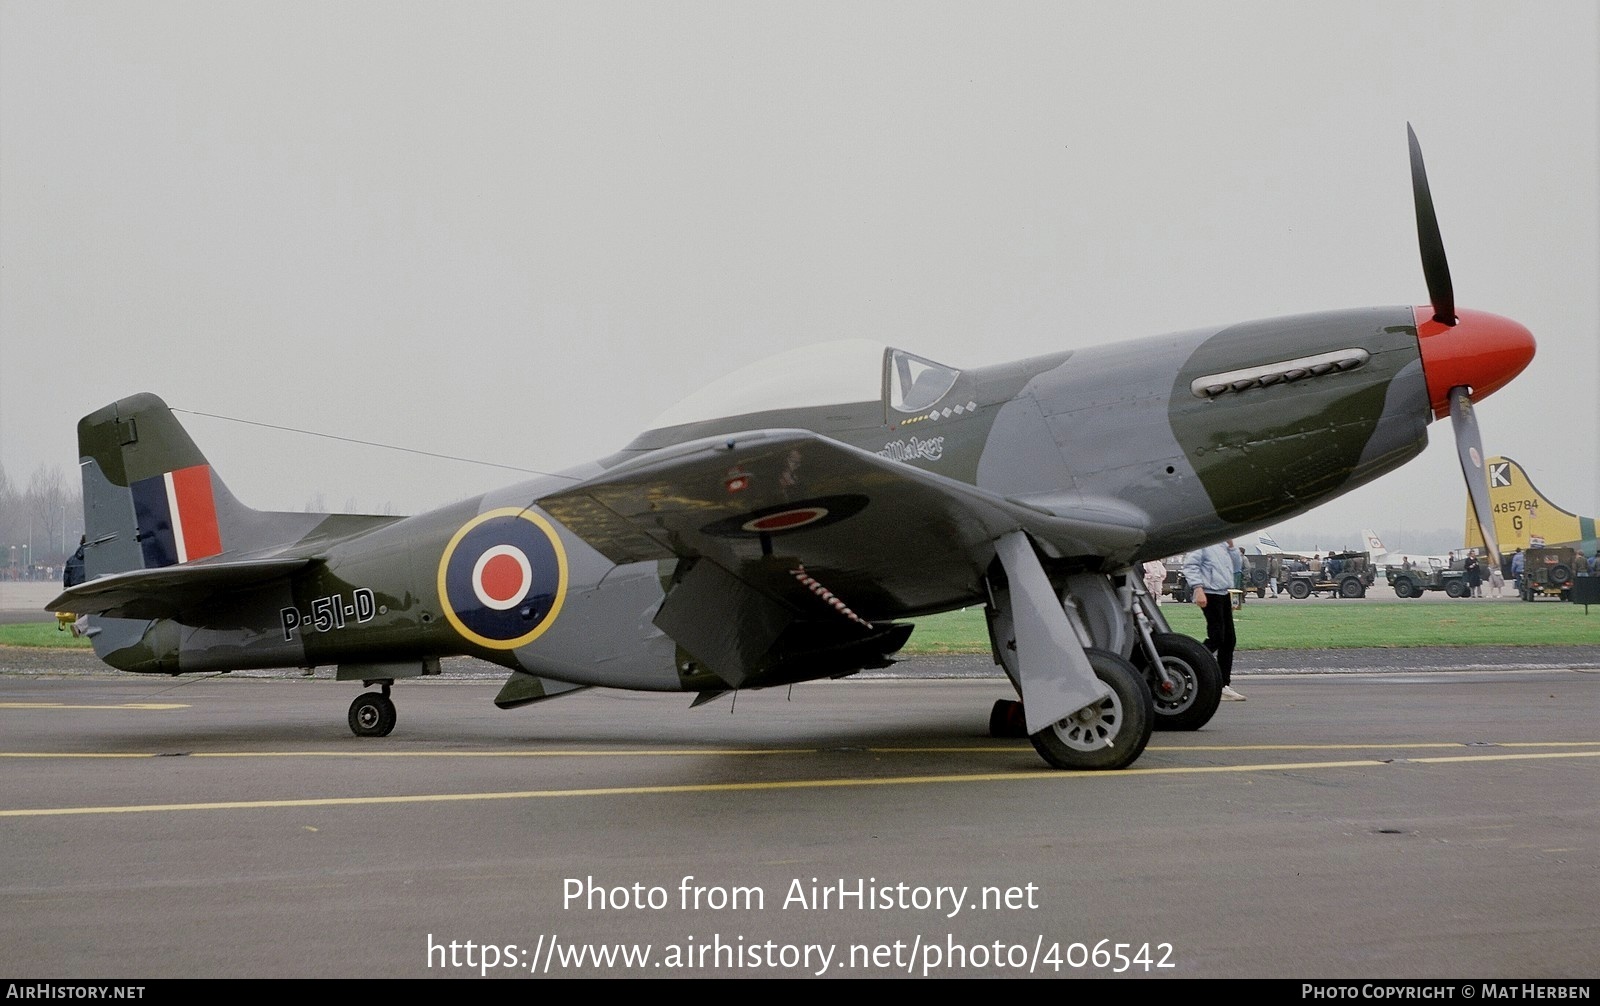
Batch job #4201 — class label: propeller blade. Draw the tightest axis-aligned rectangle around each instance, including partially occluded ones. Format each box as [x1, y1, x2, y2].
[1408, 124, 1456, 327]
[1450, 386, 1500, 561]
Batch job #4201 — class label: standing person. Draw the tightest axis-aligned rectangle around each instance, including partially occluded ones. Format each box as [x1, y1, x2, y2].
[1511, 548, 1525, 593]
[63, 536, 86, 589]
[1489, 561, 1505, 597]
[1228, 539, 1247, 609]
[62, 535, 88, 637]
[1142, 559, 1167, 603]
[1183, 541, 1245, 701]
[1465, 554, 1482, 597]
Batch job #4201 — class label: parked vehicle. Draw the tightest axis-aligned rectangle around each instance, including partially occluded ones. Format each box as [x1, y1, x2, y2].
[1282, 550, 1376, 599]
[1386, 557, 1471, 598]
[1161, 558, 1192, 602]
[1521, 546, 1580, 601]
[1242, 553, 1280, 597]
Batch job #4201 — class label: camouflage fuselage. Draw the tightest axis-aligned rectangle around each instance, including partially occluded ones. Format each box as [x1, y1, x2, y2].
[79, 306, 1433, 690]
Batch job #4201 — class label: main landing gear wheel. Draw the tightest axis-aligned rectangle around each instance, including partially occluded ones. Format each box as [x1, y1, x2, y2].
[1133, 632, 1222, 732]
[1029, 649, 1153, 770]
[348, 692, 397, 738]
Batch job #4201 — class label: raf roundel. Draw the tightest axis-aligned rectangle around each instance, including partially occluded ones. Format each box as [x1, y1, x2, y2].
[437, 508, 568, 649]
[740, 507, 829, 533]
[472, 545, 533, 611]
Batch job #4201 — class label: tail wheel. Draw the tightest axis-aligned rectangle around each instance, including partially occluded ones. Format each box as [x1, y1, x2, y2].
[1029, 649, 1153, 770]
[1133, 633, 1222, 732]
[348, 692, 397, 737]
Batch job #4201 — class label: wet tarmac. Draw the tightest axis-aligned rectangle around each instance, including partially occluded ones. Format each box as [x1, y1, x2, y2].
[2, 645, 1596, 979]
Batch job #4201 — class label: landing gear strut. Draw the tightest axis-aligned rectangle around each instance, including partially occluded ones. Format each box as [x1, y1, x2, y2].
[1132, 632, 1222, 731]
[336, 660, 438, 737]
[984, 535, 1156, 770]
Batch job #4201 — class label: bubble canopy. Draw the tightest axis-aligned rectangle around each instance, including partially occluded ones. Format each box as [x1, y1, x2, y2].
[647, 340, 960, 430]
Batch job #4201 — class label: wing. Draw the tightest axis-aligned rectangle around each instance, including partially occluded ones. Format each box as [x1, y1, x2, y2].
[46, 557, 313, 621]
[543, 429, 1148, 612]
[539, 429, 1149, 686]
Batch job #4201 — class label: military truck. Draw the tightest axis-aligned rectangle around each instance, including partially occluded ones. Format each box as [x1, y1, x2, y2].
[1282, 550, 1376, 598]
[1521, 546, 1580, 601]
[1386, 558, 1470, 598]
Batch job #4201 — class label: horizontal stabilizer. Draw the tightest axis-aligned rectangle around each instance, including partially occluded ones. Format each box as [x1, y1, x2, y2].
[46, 558, 313, 620]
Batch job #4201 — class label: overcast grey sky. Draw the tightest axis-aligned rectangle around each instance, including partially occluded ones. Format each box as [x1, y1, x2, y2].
[3, 2, 1596, 551]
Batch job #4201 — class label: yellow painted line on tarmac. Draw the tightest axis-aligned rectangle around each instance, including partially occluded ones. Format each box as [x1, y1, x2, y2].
[3, 740, 1596, 761]
[0, 702, 189, 710]
[199, 748, 813, 758]
[0, 748, 812, 760]
[1142, 741, 1600, 753]
[865, 740, 1600, 754]
[3, 749, 1596, 819]
[1407, 751, 1600, 765]
[0, 752, 157, 759]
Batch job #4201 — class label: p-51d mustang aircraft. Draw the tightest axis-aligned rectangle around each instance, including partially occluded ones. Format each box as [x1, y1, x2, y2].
[50, 128, 1534, 770]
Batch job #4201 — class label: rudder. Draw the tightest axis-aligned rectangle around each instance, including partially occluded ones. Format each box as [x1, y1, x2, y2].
[78, 393, 257, 579]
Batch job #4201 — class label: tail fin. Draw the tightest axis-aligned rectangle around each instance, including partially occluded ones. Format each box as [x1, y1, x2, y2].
[67, 394, 406, 671]
[77, 393, 303, 579]
[1464, 457, 1598, 554]
[1361, 529, 1386, 555]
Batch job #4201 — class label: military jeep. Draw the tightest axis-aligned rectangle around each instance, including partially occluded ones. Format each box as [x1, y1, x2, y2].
[1282, 550, 1376, 599]
[1521, 546, 1580, 601]
[1387, 558, 1470, 598]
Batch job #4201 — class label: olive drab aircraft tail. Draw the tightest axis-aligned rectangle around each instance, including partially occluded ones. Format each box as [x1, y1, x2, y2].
[50, 126, 1537, 771]
[1463, 457, 1599, 556]
[69, 395, 405, 673]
